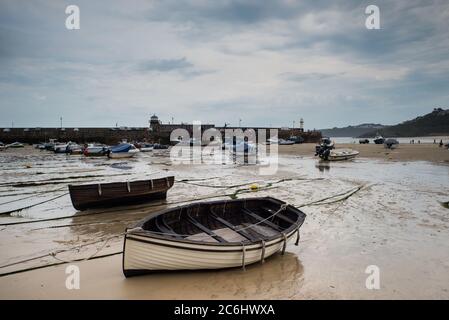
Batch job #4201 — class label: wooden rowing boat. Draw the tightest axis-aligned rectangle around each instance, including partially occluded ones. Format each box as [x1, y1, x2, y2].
[68, 176, 175, 211]
[123, 197, 306, 277]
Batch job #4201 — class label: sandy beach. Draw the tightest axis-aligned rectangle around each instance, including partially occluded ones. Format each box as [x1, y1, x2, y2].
[278, 143, 449, 164]
[0, 144, 448, 299]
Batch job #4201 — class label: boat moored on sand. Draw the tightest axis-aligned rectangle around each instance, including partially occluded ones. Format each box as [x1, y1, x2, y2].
[323, 149, 359, 161]
[67, 143, 83, 155]
[6, 142, 24, 148]
[123, 197, 306, 276]
[83, 144, 109, 156]
[374, 135, 385, 144]
[315, 137, 358, 161]
[384, 138, 399, 149]
[108, 143, 140, 158]
[139, 143, 154, 152]
[68, 176, 175, 211]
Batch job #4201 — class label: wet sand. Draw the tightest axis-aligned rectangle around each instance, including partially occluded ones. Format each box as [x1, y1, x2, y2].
[278, 143, 449, 164]
[0, 146, 449, 299]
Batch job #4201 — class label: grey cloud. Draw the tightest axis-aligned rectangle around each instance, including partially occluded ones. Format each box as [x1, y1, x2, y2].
[0, 0, 449, 128]
[280, 72, 346, 82]
[138, 58, 193, 72]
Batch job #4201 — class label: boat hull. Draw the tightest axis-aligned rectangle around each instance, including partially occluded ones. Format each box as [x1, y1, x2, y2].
[123, 228, 298, 276]
[321, 149, 359, 161]
[108, 152, 137, 158]
[68, 176, 174, 211]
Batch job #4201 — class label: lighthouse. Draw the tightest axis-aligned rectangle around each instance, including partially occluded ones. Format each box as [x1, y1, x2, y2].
[299, 118, 304, 131]
[149, 114, 160, 132]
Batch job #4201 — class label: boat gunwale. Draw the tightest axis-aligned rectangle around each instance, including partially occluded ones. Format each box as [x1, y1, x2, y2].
[68, 176, 175, 189]
[125, 227, 298, 252]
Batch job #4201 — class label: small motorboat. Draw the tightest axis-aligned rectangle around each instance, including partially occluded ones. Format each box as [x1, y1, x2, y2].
[123, 197, 306, 276]
[384, 138, 399, 149]
[6, 142, 24, 148]
[68, 176, 174, 211]
[229, 141, 256, 154]
[315, 137, 358, 161]
[267, 137, 279, 145]
[42, 139, 58, 151]
[325, 148, 359, 161]
[278, 138, 295, 145]
[83, 144, 109, 156]
[139, 143, 154, 152]
[67, 143, 83, 155]
[54, 143, 69, 154]
[289, 136, 304, 144]
[373, 135, 385, 144]
[153, 143, 169, 150]
[108, 143, 140, 158]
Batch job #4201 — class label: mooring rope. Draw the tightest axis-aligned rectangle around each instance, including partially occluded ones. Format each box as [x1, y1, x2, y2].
[0, 233, 125, 274]
[0, 252, 122, 278]
[0, 192, 69, 216]
[0, 186, 67, 206]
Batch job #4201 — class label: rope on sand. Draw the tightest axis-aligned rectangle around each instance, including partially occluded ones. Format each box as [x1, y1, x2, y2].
[0, 252, 122, 278]
[0, 192, 69, 216]
[0, 233, 125, 276]
[297, 185, 364, 208]
[0, 186, 67, 206]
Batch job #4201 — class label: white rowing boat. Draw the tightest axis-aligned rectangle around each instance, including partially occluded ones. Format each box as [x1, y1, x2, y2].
[123, 197, 306, 276]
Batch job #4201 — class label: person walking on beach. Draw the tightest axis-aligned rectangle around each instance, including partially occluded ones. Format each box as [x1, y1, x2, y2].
[439, 139, 443, 147]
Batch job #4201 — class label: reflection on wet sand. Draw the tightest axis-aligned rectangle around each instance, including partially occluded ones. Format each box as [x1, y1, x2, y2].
[122, 252, 304, 299]
[316, 162, 331, 173]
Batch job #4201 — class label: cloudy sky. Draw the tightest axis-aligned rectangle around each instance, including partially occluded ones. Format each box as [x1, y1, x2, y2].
[1, 0, 448, 129]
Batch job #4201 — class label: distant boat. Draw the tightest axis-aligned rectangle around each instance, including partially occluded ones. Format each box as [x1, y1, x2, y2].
[54, 143, 69, 154]
[278, 138, 295, 145]
[153, 143, 169, 150]
[6, 142, 24, 148]
[122, 197, 306, 276]
[384, 138, 399, 149]
[67, 143, 83, 155]
[289, 136, 304, 144]
[230, 141, 256, 154]
[325, 149, 359, 161]
[108, 143, 140, 158]
[359, 139, 369, 144]
[373, 135, 385, 144]
[68, 176, 175, 211]
[139, 143, 154, 152]
[83, 144, 109, 156]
